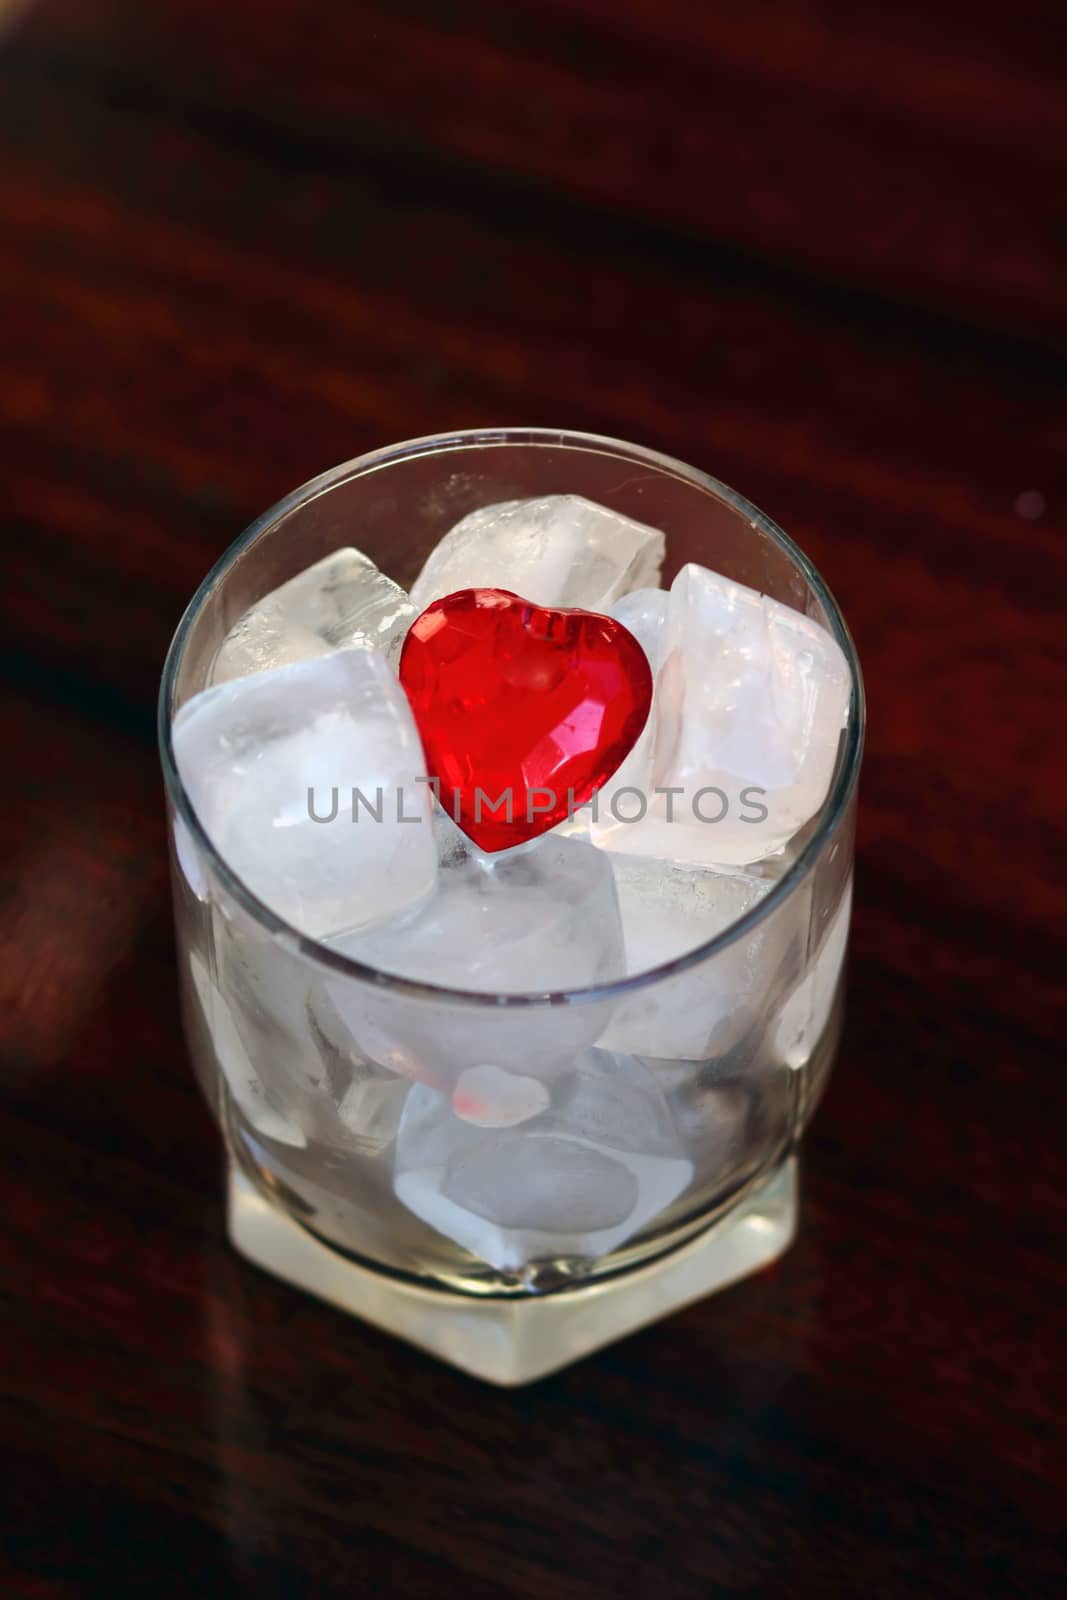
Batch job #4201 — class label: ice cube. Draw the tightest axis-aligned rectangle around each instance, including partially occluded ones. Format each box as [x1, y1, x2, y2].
[661, 1065, 753, 1171]
[188, 950, 307, 1147]
[775, 877, 852, 1069]
[654, 1033, 797, 1182]
[393, 1051, 692, 1271]
[215, 901, 318, 1048]
[208, 919, 412, 1153]
[409, 495, 665, 614]
[307, 975, 382, 1100]
[308, 972, 413, 1150]
[305, 979, 355, 1100]
[596, 855, 802, 1061]
[172, 813, 209, 900]
[592, 563, 851, 866]
[173, 649, 436, 939]
[611, 586, 671, 666]
[211, 548, 416, 684]
[584, 587, 671, 833]
[333, 827, 623, 994]
[319, 827, 624, 1092]
[208, 903, 350, 1145]
[337, 1075, 411, 1152]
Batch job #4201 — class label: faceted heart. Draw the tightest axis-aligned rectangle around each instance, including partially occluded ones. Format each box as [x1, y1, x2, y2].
[398, 588, 654, 851]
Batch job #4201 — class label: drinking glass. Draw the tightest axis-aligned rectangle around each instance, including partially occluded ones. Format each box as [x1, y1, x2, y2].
[159, 428, 864, 1384]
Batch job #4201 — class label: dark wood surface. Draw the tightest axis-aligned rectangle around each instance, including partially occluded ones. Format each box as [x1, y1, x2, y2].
[2, 2, 1065, 1594]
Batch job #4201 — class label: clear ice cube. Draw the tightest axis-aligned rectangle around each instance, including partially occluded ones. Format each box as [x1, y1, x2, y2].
[409, 495, 666, 614]
[307, 975, 383, 1099]
[775, 876, 852, 1069]
[173, 649, 436, 939]
[309, 967, 413, 1152]
[595, 855, 801, 1061]
[661, 1064, 753, 1171]
[172, 813, 209, 900]
[584, 587, 671, 834]
[337, 1075, 411, 1152]
[611, 586, 672, 667]
[209, 918, 412, 1155]
[319, 826, 625, 1093]
[335, 827, 623, 992]
[393, 1051, 692, 1271]
[208, 903, 348, 1144]
[215, 902, 318, 1048]
[593, 562, 851, 866]
[188, 950, 307, 1147]
[211, 548, 416, 684]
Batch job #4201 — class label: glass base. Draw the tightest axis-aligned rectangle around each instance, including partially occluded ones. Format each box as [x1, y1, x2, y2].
[227, 1155, 798, 1385]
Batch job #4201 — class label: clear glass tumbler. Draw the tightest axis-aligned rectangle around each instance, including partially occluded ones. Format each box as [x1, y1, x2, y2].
[159, 428, 864, 1384]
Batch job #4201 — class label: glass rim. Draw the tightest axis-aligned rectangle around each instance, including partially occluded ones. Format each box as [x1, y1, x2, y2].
[158, 426, 865, 1010]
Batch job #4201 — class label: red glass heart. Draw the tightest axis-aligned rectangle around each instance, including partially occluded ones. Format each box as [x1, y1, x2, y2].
[398, 588, 654, 852]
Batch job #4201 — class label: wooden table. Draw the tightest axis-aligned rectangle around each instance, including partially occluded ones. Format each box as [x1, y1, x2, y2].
[2, 3, 1064, 1593]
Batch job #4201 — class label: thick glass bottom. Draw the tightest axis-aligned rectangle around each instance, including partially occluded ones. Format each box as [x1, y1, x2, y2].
[226, 1154, 797, 1385]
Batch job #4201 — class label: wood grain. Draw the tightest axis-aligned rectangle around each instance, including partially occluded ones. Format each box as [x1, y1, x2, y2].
[1, 2, 1064, 1594]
